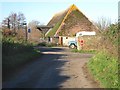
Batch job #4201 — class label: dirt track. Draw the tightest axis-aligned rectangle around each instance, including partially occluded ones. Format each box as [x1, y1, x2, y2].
[3, 47, 99, 88]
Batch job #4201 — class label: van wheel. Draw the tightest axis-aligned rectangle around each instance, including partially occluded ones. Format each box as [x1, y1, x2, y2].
[69, 44, 77, 49]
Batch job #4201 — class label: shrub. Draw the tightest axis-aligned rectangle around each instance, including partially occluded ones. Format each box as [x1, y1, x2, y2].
[2, 36, 41, 81]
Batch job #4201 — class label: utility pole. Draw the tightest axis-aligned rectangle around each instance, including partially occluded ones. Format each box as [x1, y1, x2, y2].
[23, 22, 27, 42]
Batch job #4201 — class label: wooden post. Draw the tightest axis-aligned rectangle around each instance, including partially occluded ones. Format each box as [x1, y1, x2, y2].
[25, 26, 27, 42]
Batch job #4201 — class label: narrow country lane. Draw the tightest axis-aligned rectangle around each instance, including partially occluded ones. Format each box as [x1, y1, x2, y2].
[3, 47, 99, 88]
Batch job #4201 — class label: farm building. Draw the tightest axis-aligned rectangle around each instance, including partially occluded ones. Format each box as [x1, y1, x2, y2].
[36, 4, 100, 50]
[44, 4, 99, 48]
[45, 4, 99, 38]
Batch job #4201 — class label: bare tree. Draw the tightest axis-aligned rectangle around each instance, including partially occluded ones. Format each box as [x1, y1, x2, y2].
[2, 18, 10, 29]
[28, 20, 40, 30]
[17, 12, 26, 29]
[9, 13, 17, 33]
[28, 20, 40, 27]
[95, 17, 111, 31]
[2, 12, 26, 36]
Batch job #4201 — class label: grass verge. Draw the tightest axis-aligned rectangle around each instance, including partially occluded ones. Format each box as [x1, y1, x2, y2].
[2, 37, 41, 81]
[87, 50, 119, 88]
[71, 49, 96, 54]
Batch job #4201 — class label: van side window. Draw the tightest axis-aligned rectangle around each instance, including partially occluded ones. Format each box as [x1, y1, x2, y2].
[79, 33, 82, 36]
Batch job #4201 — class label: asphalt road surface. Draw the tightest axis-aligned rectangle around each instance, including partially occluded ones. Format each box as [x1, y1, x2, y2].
[3, 47, 99, 88]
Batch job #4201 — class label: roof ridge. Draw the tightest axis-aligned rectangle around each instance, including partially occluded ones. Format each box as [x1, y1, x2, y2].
[54, 4, 79, 36]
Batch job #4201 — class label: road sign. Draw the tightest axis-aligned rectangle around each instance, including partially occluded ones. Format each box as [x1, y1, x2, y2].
[28, 28, 31, 33]
[78, 39, 84, 46]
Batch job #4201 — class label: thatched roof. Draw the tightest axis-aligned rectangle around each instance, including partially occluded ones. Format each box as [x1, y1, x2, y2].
[46, 4, 98, 37]
[46, 8, 69, 37]
[47, 9, 68, 26]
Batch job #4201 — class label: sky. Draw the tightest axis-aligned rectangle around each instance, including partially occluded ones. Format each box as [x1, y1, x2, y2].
[118, 1, 120, 22]
[0, 0, 119, 25]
